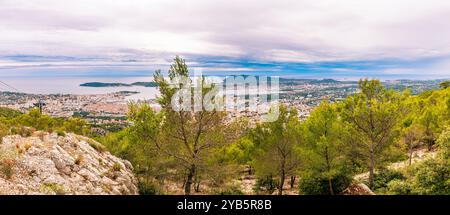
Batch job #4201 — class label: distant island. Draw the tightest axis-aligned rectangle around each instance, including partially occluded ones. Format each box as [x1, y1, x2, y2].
[80, 82, 158, 87]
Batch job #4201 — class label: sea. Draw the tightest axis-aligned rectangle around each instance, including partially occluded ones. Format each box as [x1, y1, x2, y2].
[0, 72, 446, 101]
[0, 76, 160, 100]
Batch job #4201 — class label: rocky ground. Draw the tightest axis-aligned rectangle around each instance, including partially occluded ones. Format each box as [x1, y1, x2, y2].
[0, 132, 138, 195]
[353, 147, 437, 182]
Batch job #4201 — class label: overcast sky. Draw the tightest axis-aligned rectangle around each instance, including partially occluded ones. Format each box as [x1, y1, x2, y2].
[1, 0, 450, 79]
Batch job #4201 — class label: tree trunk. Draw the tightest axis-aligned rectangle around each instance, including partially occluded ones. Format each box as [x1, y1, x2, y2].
[248, 166, 254, 175]
[184, 164, 196, 195]
[328, 178, 334, 195]
[193, 174, 201, 192]
[278, 170, 285, 195]
[195, 182, 200, 193]
[409, 146, 413, 166]
[290, 176, 296, 189]
[368, 151, 375, 189]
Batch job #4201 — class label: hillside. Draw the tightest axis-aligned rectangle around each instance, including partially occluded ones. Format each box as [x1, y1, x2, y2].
[0, 107, 22, 119]
[0, 132, 138, 195]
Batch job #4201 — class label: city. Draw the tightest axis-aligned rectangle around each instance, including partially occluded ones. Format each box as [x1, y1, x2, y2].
[0, 78, 443, 128]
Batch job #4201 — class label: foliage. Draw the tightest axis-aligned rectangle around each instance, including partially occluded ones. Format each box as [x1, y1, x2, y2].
[250, 105, 302, 195]
[138, 180, 163, 195]
[0, 107, 22, 119]
[41, 183, 66, 195]
[2, 61, 449, 195]
[409, 159, 449, 194]
[253, 175, 278, 194]
[298, 172, 352, 195]
[150, 56, 240, 195]
[386, 179, 412, 195]
[301, 101, 350, 194]
[56, 130, 66, 137]
[219, 186, 244, 195]
[340, 79, 408, 188]
[0, 158, 15, 179]
[87, 139, 105, 153]
[384, 130, 450, 195]
[0, 146, 18, 180]
[440, 80, 450, 89]
[62, 118, 90, 135]
[372, 168, 405, 191]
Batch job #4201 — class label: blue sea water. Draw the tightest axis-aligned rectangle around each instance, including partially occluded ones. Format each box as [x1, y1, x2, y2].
[0, 68, 447, 100]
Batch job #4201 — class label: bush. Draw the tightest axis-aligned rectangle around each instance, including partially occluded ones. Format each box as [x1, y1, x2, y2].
[41, 183, 66, 195]
[10, 126, 33, 137]
[298, 173, 352, 195]
[386, 158, 450, 195]
[0, 123, 8, 141]
[0, 158, 15, 179]
[0, 147, 18, 180]
[372, 168, 405, 190]
[56, 130, 66, 137]
[387, 179, 412, 195]
[0, 107, 22, 119]
[253, 175, 278, 194]
[410, 159, 450, 195]
[112, 162, 122, 171]
[87, 139, 106, 153]
[219, 186, 244, 195]
[138, 180, 162, 195]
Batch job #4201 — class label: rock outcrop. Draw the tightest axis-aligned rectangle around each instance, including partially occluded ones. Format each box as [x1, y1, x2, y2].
[0, 132, 138, 195]
[342, 183, 375, 195]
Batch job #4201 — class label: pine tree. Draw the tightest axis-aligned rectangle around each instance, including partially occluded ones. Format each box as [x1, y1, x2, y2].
[341, 79, 408, 188]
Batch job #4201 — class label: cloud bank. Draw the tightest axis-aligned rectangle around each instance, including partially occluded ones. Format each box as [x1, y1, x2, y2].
[1, 0, 450, 78]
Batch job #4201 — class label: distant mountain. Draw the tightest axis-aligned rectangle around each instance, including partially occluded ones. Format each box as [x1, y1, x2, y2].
[80, 82, 157, 88]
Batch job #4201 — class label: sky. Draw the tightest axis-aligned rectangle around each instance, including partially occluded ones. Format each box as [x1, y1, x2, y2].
[1, 0, 450, 79]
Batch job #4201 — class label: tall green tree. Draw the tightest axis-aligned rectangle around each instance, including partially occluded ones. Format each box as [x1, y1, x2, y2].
[251, 105, 302, 195]
[400, 124, 423, 166]
[153, 56, 237, 195]
[341, 79, 407, 188]
[302, 101, 347, 195]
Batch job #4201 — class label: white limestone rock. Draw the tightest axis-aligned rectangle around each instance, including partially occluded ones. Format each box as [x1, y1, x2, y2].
[0, 132, 138, 195]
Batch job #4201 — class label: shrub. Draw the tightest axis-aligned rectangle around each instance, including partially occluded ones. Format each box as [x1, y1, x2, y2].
[10, 126, 33, 137]
[0, 158, 15, 179]
[41, 183, 66, 195]
[56, 130, 66, 137]
[0, 147, 18, 180]
[87, 139, 105, 153]
[372, 168, 405, 190]
[386, 179, 412, 195]
[138, 180, 162, 195]
[253, 175, 278, 194]
[0, 123, 8, 141]
[0, 107, 22, 119]
[219, 186, 244, 195]
[410, 159, 450, 195]
[298, 173, 352, 195]
[112, 162, 122, 172]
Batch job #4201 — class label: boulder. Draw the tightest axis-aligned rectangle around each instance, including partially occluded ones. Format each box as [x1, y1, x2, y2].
[342, 183, 376, 195]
